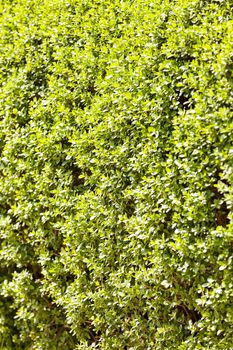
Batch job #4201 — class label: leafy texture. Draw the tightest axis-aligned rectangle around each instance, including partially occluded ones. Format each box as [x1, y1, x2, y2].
[0, 0, 233, 349]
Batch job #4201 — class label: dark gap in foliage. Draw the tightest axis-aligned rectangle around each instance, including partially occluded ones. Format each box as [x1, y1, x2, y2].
[124, 198, 135, 218]
[84, 267, 91, 282]
[160, 209, 173, 235]
[142, 311, 149, 321]
[214, 198, 230, 228]
[210, 169, 230, 228]
[175, 304, 201, 323]
[76, 98, 86, 110]
[225, 63, 233, 81]
[101, 69, 106, 79]
[30, 37, 43, 46]
[58, 137, 70, 149]
[177, 91, 194, 110]
[67, 95, 85, 111]
[26, 263, 43, 281]
[71, 165, 92, 188]
[0, 264, 17, 282]
[41, 295, 60, 311]
[64, 272, 76, 284]
[174, 87, 194, 111]
[157, 35, 167, 50]
[0, 202, 11, 213]
[84, 320, 101, 345]
[85, 82, 97, 95]
[55, 271, 76, 285]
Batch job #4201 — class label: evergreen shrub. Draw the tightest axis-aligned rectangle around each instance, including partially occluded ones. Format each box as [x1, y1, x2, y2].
[0, 0, 233, 348]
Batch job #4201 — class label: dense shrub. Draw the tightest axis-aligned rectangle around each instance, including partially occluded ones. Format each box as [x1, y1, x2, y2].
[0, 0, 233, 348]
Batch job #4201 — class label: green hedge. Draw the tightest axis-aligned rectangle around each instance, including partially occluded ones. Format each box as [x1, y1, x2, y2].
[1, 0, 233, 348]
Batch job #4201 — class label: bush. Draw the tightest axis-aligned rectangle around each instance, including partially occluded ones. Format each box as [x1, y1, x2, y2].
[0, 0, 233, 348]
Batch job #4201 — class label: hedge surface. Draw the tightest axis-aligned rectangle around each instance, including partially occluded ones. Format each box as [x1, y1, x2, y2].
[0, 0, 233, 349]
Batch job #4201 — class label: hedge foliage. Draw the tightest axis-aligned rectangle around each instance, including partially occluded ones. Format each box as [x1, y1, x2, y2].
[1, 0, 233, 349]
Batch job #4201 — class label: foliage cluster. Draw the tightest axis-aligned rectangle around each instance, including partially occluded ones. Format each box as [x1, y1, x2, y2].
[0, 0, 233, 348]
